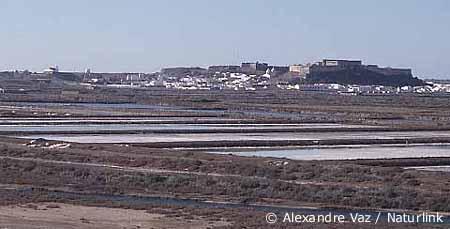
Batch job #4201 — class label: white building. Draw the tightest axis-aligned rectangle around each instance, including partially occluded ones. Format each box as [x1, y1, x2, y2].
[43, 66, 59, 74]
[289, 64, 311, 78]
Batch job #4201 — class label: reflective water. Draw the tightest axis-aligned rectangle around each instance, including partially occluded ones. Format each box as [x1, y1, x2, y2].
[0, 117, 243, 122]
[405, 166, 450, 172]
[2, 102, 335, 119]
[1, 123, 372, 132]
[27, 190, 446, 224]
[3, 102, 226, 113]
[18, 131, 450, 142]
[212, 145, 450, 160]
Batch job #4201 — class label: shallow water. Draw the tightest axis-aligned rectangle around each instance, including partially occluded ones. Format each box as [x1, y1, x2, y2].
[1, 123, 372, 132]
[2, 102, 334, 119]
[4, 102, 226, 113]
[0, 117, 242, 122]
[405, 166, 450, 172]
[16, 189, 448, 224]
[18, 131, 450, 143]
[212, 145, 450, 160]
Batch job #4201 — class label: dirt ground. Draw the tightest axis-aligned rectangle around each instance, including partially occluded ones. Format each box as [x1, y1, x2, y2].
[0, 202, 230, 229]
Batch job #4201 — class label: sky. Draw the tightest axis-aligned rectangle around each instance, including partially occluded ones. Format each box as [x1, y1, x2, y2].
[1, 0, 449, 78]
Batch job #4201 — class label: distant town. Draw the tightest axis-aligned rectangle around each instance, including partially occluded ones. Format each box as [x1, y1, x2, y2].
[1, 59, 450, 96]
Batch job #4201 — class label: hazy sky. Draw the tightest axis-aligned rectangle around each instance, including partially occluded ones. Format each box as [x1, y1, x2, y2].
[1, 0, 449, 78]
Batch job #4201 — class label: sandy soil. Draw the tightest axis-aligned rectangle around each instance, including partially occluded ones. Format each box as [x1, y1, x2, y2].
[0, 202, 229, 229]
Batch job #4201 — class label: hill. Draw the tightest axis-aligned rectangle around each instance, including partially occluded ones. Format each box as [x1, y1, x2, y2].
[307, 68, 425, 86]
